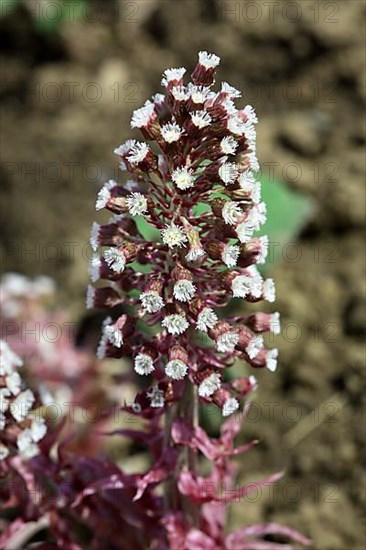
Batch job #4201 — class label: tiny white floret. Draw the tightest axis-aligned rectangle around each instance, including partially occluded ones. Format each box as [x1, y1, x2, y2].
[219, 162, 239, 186]
[171, 86, 190, 101]
[198, 373, 221, 397]
[90, 222, 100, 251]
[197, 308, 218, 332]
[257, 235, 269, 265]
[30, 418, 47, 442]
[5, 371, 22, 396]
[246, 335, 264, 359]
[270, 312, 281, 335]
[131, 102, 155, 129]
[0, 443, 9, 461]
[10, 389, 35, 422]
[188, 84, 211, 104]
[243, 105, 258, 125]
[104, 247, 126, 273]
[173, 280, 196, 302]
[104, 324, 123, 348]
[198, 51, 220, 69]
[222, 244, 240, 268]
[172, 167, 195, 190]
[165, 359, 188, 380]
[126, 192, 148, 216]
[222, 201, 243, 225]
[162, 314, 189, 335]
[217, 331, 239, 353]
[227, 116, 246, 136]
[232, 275, 252, 298]
[266, 349, 278, 372]
[89, 255, 101, 283]
[127, 142, 150, 165]
[186, 246, 205, 262]
[236, 221, 255, 243]
[221, 82, 241, 98]
[249, 375, 258, 389]
[246, 152, 260, 172]
[86, 285, 95, 309]
[114, 139, 136, 157]
[161, 122, 184, 143]
[140, 291, 164, 314]
[222, 398, 239, 417]
[220, 136, 238, 155]
[0, 341, 23, 375]
[96, 180, 117, 210]
[191, 111, 212, 129]
[161, 223, 187, 248]
[263, 278, 276, 302]
[17, 430, 39, 458]
[134, 354, 155, 376]
[147, 386, 165, 408]
[161, 68, 186, 87]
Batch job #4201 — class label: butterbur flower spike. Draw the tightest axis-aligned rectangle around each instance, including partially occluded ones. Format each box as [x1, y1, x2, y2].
[84, 51, 310, 549]
[91, 49, 278, 434]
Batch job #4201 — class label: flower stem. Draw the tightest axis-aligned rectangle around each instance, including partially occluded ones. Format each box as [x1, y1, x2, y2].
[163, 379, 200, 527]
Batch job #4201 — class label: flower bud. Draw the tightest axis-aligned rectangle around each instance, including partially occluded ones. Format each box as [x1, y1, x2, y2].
[171, 265, 196, 303]
[247, 348, 279, 372]
[86, 285, 121, 309]
[245, 312, 281, 335]
[182, 218, 205, 263]
[130, 102, 160, 140]
[206, 241, 240, 268]
[140, 279, 165, 314]
[237, 236, 268, 267]
[161, 67, 186, 89]
[134, 348, 156, 376]
[197, 372, 221, 398]
[95, 180, 129, 214]
[209, 321, 239, 353]
[231, 375, 258, 398]
[104, 243, 141, 274]
[90, 221, 130, 251]
[191, 51, 220, 86]
[165, 345, 189, 381]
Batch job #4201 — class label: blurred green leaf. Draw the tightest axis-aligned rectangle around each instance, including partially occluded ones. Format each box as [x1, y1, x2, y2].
[0, 0, 17, 17]
[258, 176, 314, 265]
[129, 261, 153, 274]
[134, 216, 160, 241]
[192, 202, 211, 216]
[27, 0, 86, 34]
[199, 403, 221, 437]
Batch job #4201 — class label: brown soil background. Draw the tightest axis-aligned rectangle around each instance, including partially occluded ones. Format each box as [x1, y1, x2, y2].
[1, 1, 365, 548]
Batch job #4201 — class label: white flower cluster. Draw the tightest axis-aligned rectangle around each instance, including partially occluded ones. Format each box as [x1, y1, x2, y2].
[162, 314, 189, 336]
[134, 353, 155, 376]
[126, 192, 148, 216]
[104, 247, 126, 273]
[0, 274, 55, 319]
[198, 373, 221, 397]
[0, 341, 47, 461]
[231, 267, 276, 303]
[172, 167, 195, 190]
[95, 179, 118, 210]
[161, 223, 188, 248]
